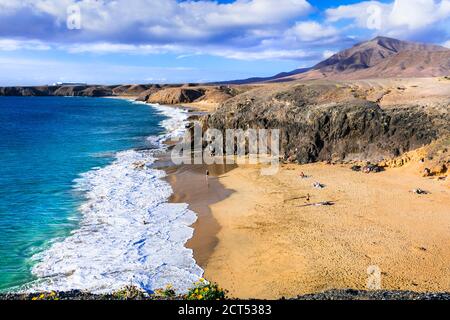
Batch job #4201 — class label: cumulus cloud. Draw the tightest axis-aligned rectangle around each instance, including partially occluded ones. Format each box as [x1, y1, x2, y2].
[326, 0, 450, 41]
[0, 0, 449, 62]
[0, 0, 326, 60]
[0, 0, 311, 43]
[286, 21, 338, 42]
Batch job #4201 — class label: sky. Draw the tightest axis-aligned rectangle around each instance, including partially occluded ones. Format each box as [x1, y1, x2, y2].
[0, 0, 449, 86]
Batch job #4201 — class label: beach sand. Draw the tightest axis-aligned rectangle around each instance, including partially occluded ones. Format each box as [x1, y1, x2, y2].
[166, 160, 450, 299]
[163, 163, 236, 267]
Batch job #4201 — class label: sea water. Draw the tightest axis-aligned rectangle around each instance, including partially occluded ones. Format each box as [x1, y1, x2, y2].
[0, 97, 202, 293]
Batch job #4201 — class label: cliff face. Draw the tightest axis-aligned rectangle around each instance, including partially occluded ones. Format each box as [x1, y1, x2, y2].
[147, 88, 205, 104]
[205, 83, 449, 163]
[0, 84, 238, 105]
[0, 85, 113, 97]
[144, 86, 236, 105]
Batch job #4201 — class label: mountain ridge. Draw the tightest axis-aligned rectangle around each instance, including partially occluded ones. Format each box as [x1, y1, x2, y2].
[220, 36, 450, 84]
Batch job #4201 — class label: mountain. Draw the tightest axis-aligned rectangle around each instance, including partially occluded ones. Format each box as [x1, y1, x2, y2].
[225, 37, 450, 83]
[314, 36, 446, 72]
[214, 67, 310, 85]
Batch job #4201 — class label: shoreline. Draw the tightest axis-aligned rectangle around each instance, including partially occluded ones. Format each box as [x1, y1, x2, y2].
[88, 95, 450, 299]
[163, 163, 236, 268]
[1, 95, 448, 299]
[160, 155, 450, 299]
[24, 98, 203, 294]
[200, 162, 449, 299]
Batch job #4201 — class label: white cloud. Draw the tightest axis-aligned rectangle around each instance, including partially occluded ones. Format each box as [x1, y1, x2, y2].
[0, 0, 321, 60]
[287, 21, 338, 42]
[386, 0, 450, 31]
[326, 0, 450, 35]
[191, 0, 312, 28]
[64, 42, 182, 55]
[322, 50, 336, 59]
[0, 39, 51, 51]
[62, 41, 314, 61]
[0, 0, 312, 41]
[0, 0, 448, 64]
[443, 40, 450, 48]
[210, 48, 312, 60]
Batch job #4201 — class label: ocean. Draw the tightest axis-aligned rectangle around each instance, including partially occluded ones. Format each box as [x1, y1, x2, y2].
[0, 97, 202, 293]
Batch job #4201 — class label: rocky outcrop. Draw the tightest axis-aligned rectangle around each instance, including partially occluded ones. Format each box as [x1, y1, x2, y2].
[147, 88, 206, 104]
[144, 86, 240, 105]
[52, 86, 113, 97]
[205, 83, 450, 163]
[136, 85, 163, 101]
[111, 84, 153, 96]
[0, 86, 54, 96]
[0, 85, 113, 97]
[0, 84, 240, 106]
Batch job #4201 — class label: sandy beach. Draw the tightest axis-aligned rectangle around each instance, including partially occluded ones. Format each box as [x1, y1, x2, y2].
[165, 159, 450, 299]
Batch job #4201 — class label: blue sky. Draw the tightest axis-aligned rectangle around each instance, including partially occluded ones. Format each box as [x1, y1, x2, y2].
[0, 0, 449, 86]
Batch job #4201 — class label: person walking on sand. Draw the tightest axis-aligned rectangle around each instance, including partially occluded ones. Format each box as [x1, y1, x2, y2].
[205, 170, 210, 184]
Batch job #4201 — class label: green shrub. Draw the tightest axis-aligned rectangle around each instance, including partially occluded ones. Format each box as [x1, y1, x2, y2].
[186, 279, 227, 300]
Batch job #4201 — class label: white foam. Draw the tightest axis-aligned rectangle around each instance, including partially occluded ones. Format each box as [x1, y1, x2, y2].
[29, 104, 201, 294]
[148, 104, 190, 141]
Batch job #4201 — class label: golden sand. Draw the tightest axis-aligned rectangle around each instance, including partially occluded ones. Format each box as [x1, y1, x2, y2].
[167, 161, 450, 299]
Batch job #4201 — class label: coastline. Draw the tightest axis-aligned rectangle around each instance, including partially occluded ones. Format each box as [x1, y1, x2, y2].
[163, 164, 235, 267]
[26, 97, 204, 294]
[77, 96, 450, 299]
[10, 96, 447, 299]
[187, 162, 449, 299]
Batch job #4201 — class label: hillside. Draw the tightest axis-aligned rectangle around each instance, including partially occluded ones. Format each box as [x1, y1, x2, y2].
[223, 37, 450, 83]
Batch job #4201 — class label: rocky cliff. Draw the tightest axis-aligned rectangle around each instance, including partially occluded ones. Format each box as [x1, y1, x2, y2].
[0, 85, 114, 97]
[0, 84, 238, 106]
[205, 82, 450, 163]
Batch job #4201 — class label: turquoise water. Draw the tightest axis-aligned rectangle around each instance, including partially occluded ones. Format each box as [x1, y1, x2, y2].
[0, 97, 167, 291]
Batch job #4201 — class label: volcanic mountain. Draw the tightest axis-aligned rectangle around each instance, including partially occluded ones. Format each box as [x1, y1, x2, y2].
[223, 36, 450, 83]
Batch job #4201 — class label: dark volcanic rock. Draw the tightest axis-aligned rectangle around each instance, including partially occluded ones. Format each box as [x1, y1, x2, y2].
[295, 289, 450, 300]
[0, 86, 50, 96]
[80, 86, 113, 97]
[54, 85, 114, 97]
[0, 85, 112, 97]
[206, 84, 449, 163]
[1, 289, 449, 300]
[53, 86, 88, 96]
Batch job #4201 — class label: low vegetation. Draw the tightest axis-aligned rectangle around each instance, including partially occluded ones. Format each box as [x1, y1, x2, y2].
[186, 279, 227, 301]
[1, 279, 228, 301]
